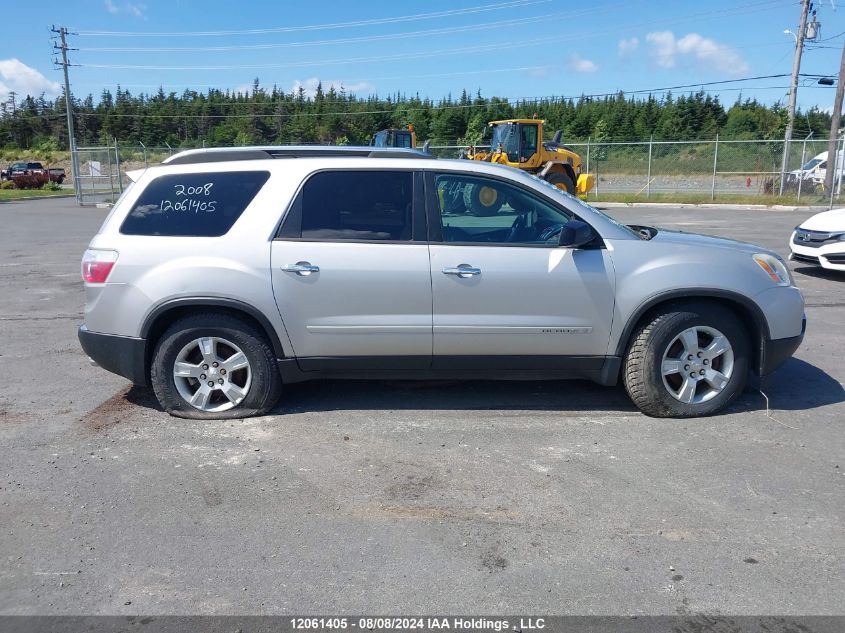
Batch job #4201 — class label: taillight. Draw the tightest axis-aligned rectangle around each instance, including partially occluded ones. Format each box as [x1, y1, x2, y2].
[81, 249, 118, 283]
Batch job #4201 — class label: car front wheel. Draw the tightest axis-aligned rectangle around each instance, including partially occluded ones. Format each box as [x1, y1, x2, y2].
[623, 303, 749, 417]
[151, 313, 282, 419]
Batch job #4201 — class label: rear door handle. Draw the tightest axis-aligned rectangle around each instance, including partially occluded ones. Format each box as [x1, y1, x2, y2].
[281, 261, 320, 276]
[442, 264, 482, 278]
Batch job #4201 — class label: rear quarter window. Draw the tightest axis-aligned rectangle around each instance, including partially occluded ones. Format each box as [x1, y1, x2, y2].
[120, 171, 270, 237]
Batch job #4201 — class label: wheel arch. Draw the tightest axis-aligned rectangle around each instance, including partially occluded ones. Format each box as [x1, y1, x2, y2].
[540, 160, 576, 183]
[615, 290, 770, 375]
[141, 298, 287, 376]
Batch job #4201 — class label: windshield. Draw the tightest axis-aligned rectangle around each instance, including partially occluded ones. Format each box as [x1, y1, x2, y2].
[802, 158, 824, 171]
[522, 171, 641, 238]
[489, 124, 519, 161]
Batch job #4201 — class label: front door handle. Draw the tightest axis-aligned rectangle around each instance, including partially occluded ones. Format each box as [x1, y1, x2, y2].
[281, 261, 320, 276]
[442, 264, 482, 278]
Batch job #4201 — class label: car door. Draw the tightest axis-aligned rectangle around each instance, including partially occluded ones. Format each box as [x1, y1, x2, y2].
[425, 170, 616, 369]
[271, 169, 432, 371]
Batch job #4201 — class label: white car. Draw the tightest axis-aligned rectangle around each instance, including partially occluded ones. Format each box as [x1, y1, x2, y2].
[790, 208, 845, 271]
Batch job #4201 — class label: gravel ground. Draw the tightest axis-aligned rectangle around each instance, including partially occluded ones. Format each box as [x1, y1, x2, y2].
[0, 198, 842, 615]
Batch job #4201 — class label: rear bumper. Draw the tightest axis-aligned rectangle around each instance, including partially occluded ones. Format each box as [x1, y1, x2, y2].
[78, 325, 148, 385]
[759, 318, 805, 376]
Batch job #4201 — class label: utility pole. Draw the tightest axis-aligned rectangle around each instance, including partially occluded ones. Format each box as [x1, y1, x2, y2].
[780, 0, 812, 194]
[51, 25, 81, 203]
[824, 40, 845, 194]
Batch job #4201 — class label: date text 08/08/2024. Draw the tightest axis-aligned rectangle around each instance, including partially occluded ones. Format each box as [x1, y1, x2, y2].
[289, 617, 546, 631]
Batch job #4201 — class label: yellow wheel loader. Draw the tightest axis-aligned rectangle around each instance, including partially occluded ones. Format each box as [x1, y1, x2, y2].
[460, 119, 594, 215]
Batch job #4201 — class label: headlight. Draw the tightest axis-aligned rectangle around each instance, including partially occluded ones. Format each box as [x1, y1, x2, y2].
[753, 253, 791, 286]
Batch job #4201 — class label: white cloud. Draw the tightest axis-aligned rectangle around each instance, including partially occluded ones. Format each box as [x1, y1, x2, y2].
[0, 59, 61, 102]
[646, 31, 749, 75]
[618, 37, 639, 57]
[104, 1, 146, 18]
[646, 31, 677, 68]
[569, 55, 598, 73]
[290, 78, 375, 98]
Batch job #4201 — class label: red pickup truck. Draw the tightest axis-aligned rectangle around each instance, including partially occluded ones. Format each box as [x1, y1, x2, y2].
[1, 162, 66, 187]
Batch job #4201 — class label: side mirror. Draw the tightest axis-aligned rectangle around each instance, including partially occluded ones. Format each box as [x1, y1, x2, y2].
[559, 219, 595, 248]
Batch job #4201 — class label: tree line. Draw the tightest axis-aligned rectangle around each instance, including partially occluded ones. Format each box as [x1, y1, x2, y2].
[0, 79, 836, 152]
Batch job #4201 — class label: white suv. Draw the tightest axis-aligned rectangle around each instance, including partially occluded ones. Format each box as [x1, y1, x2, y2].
[79, 146, 805, 419]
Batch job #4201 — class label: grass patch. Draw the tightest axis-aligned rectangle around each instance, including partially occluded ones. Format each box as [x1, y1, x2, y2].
[0, 188, 72, 201]
[586, 192, 826, 206]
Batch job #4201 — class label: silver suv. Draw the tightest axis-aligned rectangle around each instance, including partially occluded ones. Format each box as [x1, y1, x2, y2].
[79, 146, 805, 419]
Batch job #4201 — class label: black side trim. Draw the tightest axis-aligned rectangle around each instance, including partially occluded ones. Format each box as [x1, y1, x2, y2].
[281, 355, 616, 384]
[79, 325, 148, 386]
[298, 356, 430, 371]
[598, 356, 622, 386]
[615, 289, 772, 360]
[430, 355, 605, 371]
[140, 297, 286, 359]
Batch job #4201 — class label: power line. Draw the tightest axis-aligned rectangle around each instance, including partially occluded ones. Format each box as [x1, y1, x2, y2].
[65, 76, 812, 120]
[73, 0, 794, 73]
[85, 73, 798, 110]
[78, 37, 563, 70]
[71, 65, 556, 90]
[74, 0, 548, 37]
[9, 84, 837, 125]
[75, 11, 577, 53]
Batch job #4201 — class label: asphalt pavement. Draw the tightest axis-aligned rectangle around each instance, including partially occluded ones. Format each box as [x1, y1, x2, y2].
[0, 198, 842, 615]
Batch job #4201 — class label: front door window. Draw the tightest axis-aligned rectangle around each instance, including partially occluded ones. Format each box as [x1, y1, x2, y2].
[433, 173, 572, 245]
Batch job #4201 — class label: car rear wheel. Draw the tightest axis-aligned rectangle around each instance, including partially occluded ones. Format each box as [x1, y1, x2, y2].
[151, 313, 282, 419]
[623, 303, 749, 417]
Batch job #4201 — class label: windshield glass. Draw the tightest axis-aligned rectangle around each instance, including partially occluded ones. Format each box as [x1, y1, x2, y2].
[489, 124, 519, 161]
[522, 171, 641, 238]
[802, 158, 824, 171]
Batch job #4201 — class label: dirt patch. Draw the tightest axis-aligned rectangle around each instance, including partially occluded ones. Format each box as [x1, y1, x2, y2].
[0, 408, 35, 424]
[384, 473, 437, 501]
[375, 505, 519, 523]
[81, 385, 159, 430]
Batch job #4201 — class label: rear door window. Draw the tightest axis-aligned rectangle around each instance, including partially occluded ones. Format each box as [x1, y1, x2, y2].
[120, 171, 269, 237]
[280, 170, 415, 241]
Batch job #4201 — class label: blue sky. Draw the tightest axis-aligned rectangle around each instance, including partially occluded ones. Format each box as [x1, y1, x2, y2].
[1, 0, 844, 111]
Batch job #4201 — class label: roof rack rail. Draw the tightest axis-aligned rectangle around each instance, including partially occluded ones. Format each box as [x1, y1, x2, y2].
[162, 145, 433, 166]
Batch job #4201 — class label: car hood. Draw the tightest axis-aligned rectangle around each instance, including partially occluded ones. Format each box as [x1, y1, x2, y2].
[648, 228, 769, 256]
[798, 207, 845, 232]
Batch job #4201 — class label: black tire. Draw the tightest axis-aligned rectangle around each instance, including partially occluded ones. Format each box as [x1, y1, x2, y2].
[545, 171, 575, 194]
[150, 313, 282, 419]
[464, 183, 504, 216]
[622, 303, 749, 418]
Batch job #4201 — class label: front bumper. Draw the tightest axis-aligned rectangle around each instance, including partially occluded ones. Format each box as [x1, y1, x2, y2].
[789, 231, 845, 271]
[759, 317, 805, 376]
[78, 325, 148, 385]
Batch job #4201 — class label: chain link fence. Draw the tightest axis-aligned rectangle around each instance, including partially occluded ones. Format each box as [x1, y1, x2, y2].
[57, 138, 845, 206]
[421, 138, 843, 204]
